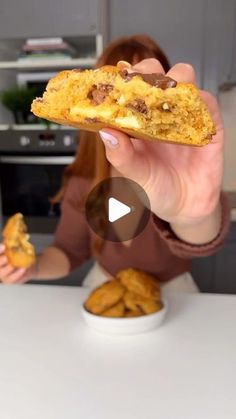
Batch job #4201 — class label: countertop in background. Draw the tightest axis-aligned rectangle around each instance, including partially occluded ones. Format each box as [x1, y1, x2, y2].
[0, 285, 236, 419]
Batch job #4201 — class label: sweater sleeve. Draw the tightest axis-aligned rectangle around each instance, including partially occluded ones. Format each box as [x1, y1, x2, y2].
[52, 176, 91, 271]
[152, 192, 231, 259]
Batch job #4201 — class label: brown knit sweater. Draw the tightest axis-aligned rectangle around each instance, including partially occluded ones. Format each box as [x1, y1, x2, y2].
[53, 176, 231, 283]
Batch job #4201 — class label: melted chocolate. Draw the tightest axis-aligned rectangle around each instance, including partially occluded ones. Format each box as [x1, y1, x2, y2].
[88, 83, 113, 105]
[120, 69, 177, 89]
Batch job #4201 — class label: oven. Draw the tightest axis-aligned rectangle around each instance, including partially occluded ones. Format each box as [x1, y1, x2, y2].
[0, 128, 77, 251]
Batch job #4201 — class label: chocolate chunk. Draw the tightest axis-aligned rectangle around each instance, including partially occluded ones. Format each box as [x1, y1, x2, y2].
[120, 69, 177, 89]
[88, 85, 104, 104]
[88, 83, 113, 105]
[127, 99, 147, 114]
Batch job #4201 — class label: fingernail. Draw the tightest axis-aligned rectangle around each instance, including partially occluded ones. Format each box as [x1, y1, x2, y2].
[0, 244, 5, 252]
[117, 60, 131, 70]
[99, 131, 119, 149]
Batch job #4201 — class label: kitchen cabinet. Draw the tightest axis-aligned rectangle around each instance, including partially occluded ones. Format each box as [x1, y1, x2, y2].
[110, 0, 205, 86]
[219, 0, 236, 86]
[1, 0, 235, 95]
[0, 0, 108, 68]
[192, 221, 236, 294]
[0, 0, 108, 38]
[110, 0, 236, 95]
[0, 36, 103, 71]
[0, 33, 103, 124]
[0, 1, 108, 124]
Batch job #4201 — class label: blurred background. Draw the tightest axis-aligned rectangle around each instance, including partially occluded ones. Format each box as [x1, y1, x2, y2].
[0, 0, 235, 292]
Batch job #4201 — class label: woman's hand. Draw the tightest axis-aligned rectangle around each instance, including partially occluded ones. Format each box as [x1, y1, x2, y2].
[99, 59, 223, 243]
[0, 244, 36, 284]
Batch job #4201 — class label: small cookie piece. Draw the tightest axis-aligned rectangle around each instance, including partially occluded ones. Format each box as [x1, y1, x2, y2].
[117, 268, 160, 300]
[2, 213, 35, 268]
[84, 280, 125, 315]
[123, 291, 162, 315]
[31, 64, 215, 146]
[101, 301, 125, 318]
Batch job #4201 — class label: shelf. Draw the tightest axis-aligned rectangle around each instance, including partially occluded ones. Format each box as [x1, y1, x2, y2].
[0, 124, 76, 131]
[0, 57, 96, 70]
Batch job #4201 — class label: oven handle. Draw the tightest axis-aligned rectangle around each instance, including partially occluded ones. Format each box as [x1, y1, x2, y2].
[0, 156, 74, 165]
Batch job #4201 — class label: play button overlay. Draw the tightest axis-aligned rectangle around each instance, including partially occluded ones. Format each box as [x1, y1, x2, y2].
[108, 197, 131, 222]
[85, 177, 150, 242]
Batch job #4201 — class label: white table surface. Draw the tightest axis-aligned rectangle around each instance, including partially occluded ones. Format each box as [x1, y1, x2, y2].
[0, 285, 236, 419]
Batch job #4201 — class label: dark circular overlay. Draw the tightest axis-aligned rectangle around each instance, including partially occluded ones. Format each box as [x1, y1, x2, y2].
[85, 177, 151, 242]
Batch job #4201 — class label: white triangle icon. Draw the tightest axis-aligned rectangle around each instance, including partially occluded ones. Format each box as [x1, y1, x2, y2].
[108, 197, 131, 223]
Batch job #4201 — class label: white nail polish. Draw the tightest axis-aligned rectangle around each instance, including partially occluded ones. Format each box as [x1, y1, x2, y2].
[99, 131, 119, 149]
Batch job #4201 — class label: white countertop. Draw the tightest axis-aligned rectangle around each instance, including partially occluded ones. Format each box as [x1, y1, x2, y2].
[0, 285, 236, 419]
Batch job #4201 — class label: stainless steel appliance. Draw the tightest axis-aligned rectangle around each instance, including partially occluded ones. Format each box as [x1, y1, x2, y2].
[0, 128, 77, 252]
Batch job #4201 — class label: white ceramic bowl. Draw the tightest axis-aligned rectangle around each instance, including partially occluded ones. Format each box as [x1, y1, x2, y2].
[81, 298, 168, 335]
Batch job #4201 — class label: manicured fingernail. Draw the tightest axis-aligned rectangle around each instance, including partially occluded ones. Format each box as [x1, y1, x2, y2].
[99, 131, 119, 149]
[117, 60, 131, 70]
[0, 244, 5, 252]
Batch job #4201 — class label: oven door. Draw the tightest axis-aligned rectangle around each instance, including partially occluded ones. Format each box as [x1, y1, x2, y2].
[0, 155, 73, 237]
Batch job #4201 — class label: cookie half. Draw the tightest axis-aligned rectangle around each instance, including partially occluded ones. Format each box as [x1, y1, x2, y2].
[84, 279, 125, 315]
[117, 268, 160, 300]
[31, 65, 215, 146]
[2, 213, 35, 268]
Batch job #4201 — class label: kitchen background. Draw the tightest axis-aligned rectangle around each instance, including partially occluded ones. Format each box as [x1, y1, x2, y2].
[0, 0, 235, 292]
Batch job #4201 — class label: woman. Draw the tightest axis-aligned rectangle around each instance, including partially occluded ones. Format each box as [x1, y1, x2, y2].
[0, 34, 230, 290]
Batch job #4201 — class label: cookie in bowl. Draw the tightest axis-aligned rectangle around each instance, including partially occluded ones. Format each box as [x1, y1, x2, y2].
[84, 279, 125, 315]
[82, 268, 167, 334]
